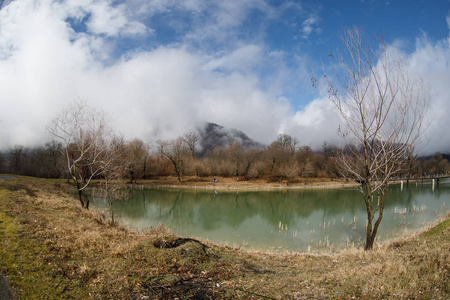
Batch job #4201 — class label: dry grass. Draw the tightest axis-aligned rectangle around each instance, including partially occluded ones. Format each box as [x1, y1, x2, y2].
[124, 176, 357, 192]
[0, 176, 448, 299]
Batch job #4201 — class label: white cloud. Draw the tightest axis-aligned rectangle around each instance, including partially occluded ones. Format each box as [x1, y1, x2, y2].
[183, 0, 274, 47]
[279, 98, 342, 150]
[447, 10, 450, 30]
[406, 35, 450, 155]
[203, 44, 263, 74]
[0, 0, 448, 158]
[0, 0, 288, 149]
[301, 14, 320, 39]
[84, 1, 147, 36]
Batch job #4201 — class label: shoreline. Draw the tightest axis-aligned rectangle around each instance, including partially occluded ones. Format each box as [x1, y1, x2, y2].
[1, 176, 449, 299]
[124, 176, 359, 191]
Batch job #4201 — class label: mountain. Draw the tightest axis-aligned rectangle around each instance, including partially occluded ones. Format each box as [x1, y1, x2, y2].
[197, 122, 264, 155]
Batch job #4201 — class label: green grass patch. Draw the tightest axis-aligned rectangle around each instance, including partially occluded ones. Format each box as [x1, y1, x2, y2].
[0, 176, 449, 299]
[423, 216, 450, 238]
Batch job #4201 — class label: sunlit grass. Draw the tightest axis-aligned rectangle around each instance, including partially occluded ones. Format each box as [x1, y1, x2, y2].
[0, 176, 448, 299]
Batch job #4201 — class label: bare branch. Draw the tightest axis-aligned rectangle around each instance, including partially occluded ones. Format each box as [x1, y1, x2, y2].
[313, 27, 430, 250]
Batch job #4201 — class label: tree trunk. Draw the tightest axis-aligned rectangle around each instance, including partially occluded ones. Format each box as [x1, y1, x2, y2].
[364, 180, 374, 250]
[74, 178, 86, 208]
[73, 177, 90, 210]
[174, 163, 181, 182]
[129, 169, 135, 184]
[142, 155, 148, 179]
[77, 188, 85, 208]
[364, 186, 386, 250]
[367, 188, 386, 250]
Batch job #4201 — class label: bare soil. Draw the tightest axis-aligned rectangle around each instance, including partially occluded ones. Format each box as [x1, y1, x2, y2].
[0, 269, 14, 300]
[0, 176, 448, 299]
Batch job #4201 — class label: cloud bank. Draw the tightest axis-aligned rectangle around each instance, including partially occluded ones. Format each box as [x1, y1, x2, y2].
[0, 1, 448, 156]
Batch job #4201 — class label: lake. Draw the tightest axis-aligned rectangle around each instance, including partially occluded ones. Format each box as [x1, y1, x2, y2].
[90, 179, 450, 253]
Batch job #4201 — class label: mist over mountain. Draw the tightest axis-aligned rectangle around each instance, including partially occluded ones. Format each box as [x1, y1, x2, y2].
[196, 122, 450, 159]
[197, 122, 264, 155]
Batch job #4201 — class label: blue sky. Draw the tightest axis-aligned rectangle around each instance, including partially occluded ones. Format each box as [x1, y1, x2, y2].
[0, 0, 449, 154]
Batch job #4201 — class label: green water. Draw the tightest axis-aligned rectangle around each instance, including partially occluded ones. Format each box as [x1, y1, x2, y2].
[90, 179, 450, 253]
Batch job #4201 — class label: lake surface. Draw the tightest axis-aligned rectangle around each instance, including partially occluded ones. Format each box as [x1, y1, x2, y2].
[90, 179, 450, 253]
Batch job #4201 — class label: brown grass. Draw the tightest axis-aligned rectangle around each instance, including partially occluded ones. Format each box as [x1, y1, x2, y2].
[124, 175, 357, 191]
[0, 176, 448, 299]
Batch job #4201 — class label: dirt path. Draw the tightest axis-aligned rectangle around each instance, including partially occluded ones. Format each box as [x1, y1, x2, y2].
[0, 176, 16, 299]
[0, 269, 14, 300]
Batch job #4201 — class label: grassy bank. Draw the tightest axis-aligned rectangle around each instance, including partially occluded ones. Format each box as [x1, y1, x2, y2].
[0, 176, 449, 299]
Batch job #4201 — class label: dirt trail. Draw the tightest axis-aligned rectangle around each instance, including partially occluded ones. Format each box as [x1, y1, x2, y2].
[0, 175, 16, 299]
[0, 269, 14, 300]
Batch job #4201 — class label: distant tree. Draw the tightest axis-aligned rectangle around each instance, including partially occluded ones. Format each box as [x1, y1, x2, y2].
[427, 153, 450, 175]
[225, 140, 245, 180]
[322, 142, 340, 177]
[265, 134, 298, 181]
[157, 138, 189, 182]
[277, 134, 298, 153]
[204, 146, 226, 177]
[182, 131, 199, 158]
[48, 101, 122, 209]
[0, 151, 5, 173]
[242, 149, 261, 180]
[44, 141, 64, 178]
[98, 135, 128, 224]
[8, 145, 27, 174]
[126, 138, 149, 183]
[296, 146, 314, 177]
[313, 28, 430, 250]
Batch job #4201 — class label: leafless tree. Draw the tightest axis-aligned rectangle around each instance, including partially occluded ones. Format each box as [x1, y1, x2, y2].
[182, 131, 198, 158]
[265, 134, 298, 182]
[225, 140, 245, 180]
[8, 145, 27, 174]
[242, 149, 261, 180]
[157, 138, 189, 182]
[313, 28, 430, 250]
[204, 146, 226, 177]
[44, 141, 64, 178]
[126, 138, 149, 183]
[97, 135, 129, 224]
[48, 101, 121, 209]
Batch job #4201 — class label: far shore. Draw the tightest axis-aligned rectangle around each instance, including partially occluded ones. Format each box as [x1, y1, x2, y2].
[123, 176, 359, 191]
[122, 175, 445, 192]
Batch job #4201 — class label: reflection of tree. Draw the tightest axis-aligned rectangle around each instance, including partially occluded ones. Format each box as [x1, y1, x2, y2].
[101, 185, 443, 233]
[257, 191, 296, 228]
[198, 192, 257, 230]
[222, 193, 252, 229]
[156, 191, 196, 228]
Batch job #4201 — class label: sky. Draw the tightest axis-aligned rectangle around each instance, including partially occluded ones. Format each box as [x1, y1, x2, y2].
[0, 0, 449, 155]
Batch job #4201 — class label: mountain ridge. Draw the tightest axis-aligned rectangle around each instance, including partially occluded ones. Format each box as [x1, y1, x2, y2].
[196, 122, 263, 155]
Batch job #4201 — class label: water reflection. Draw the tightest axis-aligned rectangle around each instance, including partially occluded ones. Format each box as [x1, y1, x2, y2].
[91, 180, 450, 253]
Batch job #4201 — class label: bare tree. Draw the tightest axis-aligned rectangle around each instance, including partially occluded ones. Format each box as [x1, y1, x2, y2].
[126, 138, 149, 183]
[242, 148, 261, 180]
[48, 101, 119, 209]
[44, 141, 64, 178]
[182, 131, 198, 158]
[98, 135, 128, 224]
[265, 134, 298, 182]
[225, 140, 245, 180]
[8, 145, 27, 174]
[313, 28, 430, 250]
[157, 138, 189, 182]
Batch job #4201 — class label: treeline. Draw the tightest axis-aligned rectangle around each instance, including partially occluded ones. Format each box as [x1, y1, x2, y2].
[0, 133, 448, 182]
